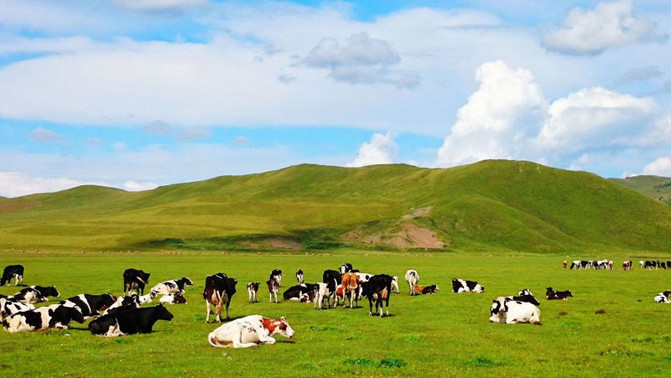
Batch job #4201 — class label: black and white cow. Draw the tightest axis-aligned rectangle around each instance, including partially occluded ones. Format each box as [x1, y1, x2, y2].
[546, 287, 572, 300]
[247, 282, 260, 303]
[405, 270, 419, 295]
[269, 269, 283, 287]
[295, 270, 304, 284]
[13, 286, 60, 304]
[204, 273, 237, 323]
[1, 265, 24, 286]
[150, 277, 194, 297]
[89, 304, 173, 337]
[313, 282, 332, 309]
[60, 294, 116, 318]
[283, 283, 316, 302]
[361, 274, 393, 317]
[0, 297, 34, 321]
[340, 263, 353, 274]
[267, 277, 280, 303]
[489, 297, 541, 325]
[654, 291, 671, 303]
[104, 294, 141, 315]
[451, 278, 484, 293]
[159, 293, 187, 305]
[3, 303, 85, 332]
[322, 269, 341, 294]
[123, 269, 151, 295]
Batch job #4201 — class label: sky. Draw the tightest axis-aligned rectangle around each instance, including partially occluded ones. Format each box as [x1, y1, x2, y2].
[1, 0, 671, 197]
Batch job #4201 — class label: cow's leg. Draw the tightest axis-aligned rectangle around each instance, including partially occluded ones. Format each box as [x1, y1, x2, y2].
[368, 298, 373, 316]
[225, 303, 231, 320]
[205, 300, 211, 323]
[385, 296, 390, 316]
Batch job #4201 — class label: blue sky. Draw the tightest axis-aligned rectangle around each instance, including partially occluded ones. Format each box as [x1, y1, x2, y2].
[1, 0, 670, 197]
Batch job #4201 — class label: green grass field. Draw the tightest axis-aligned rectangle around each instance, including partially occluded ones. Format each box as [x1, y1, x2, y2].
[2, 249, 671, 377]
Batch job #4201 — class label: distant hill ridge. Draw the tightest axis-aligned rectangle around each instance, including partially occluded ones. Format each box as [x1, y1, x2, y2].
[1, 160, 670, 253]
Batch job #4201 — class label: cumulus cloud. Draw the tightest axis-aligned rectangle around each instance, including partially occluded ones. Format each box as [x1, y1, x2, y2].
[304, 32, 420, 88]
[642, 156, 671, 176]
[436, 60, 547, 167]
[122, 180, 158, 191]
[29, 127, 65, 142]
[348, 132, 397, 167]
[0, 172, 93, 198]
[543, 0, 664, 55]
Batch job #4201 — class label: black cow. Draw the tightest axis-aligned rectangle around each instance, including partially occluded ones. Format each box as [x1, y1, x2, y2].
[3, 304, 85, 332]
[13, 286, 60, 304]
[123, 269, 150, 295]
[361, 274, 393, 317]
[88, 304, 173, 337]
[322, 269, 341, 296]
[203, 273, 237, 323]
[60, 294, 116, 318]
[1, 265, 24, 286]
[546, 287, 573, 300]
[283, 283, 316, 301]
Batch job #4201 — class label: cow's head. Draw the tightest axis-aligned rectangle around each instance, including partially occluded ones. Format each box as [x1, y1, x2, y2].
[274, 317, 295, 339]
[155, 304, 174, 321]
[182, 277, 194, 286]
[489, 299, 506, 323]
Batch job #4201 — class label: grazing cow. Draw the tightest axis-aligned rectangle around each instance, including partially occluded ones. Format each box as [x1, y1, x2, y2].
[123, 269, 150, 296]
[270, 269, 283, 287]
[3, 304, 85, 332]
[0, 298, 35, 322]
[414, 285, 439, 294]
[339, 263, 353, 274]
[391, 276, 400, 293]
[405, 270, 420, 296]
[150, 277, 194, 297]
[361, 274, 393, 317]
[208, 315, 295, 348]
[451, 278, 484, 293]
[159, 293, 187, 305]
[340, 272, 360, 308]
[13, 286, 60, 304]
[89, 304, 173, 337]
[282, 284, 315, 301]
[654, 291, 671, 303]
[546, 287, 573, 300]
[563, 260, 567, 268]
[60, 294, 116, 318]
[295, 270, 304, 284]
[622, 260, 632, 271]
[247, 282, 260, 303]
[267, 278, 280, 303]
[313, 282, 332, 310]
[104, 295, 141, 315]
[490, 298, 541, 325]
[203, 273, 238, 323]
[1, 265, 24, 286]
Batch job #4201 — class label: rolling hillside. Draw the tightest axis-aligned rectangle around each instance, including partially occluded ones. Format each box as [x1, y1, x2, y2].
[1, 160, 670, 253]
[611, 175, 671, 205]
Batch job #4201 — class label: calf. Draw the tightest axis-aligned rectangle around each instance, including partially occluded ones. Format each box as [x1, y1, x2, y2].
[247, 282, 260, 303]
[159, 293, 187, 305]
[89, 304, 173, 337]
[150, 277, 194, 297]
[490, 297, 541, 325]
[361, 274, 393, 317]
[405, 270, 419, 295]
[269, 269, 283, 287]
[204, 273, 238, 323]
[451, 278, 484, 293]
[123, 269, 150, 295]
[13, 286, 60, 304]
[3, 304, 85, 332]
[1, 265, 24, 286]
[208, 315, 295, 348]
[295, 270, 304, 284]
[267, 278, 280, 303]
[60, 294, 116, 318]
[546, 287, 573, 300]
[0, 297, 35, 322]
[414, 284, 439, 294]
[654, 290, 671, 303]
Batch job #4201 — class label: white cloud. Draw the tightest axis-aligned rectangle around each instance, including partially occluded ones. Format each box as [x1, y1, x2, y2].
[29, 127, 65, 142]
[436, 60, 547, 167]
[0, 172, 95, 197]
[543, 0, 664, 55]
[348, 132, 397, 167]
[642, 156, 671, 176]
[114, 0, 206, 12]
[122, 180, 158, 191]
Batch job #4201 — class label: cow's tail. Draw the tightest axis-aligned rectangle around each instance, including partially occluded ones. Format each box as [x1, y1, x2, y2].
[208, 333, 229, 348]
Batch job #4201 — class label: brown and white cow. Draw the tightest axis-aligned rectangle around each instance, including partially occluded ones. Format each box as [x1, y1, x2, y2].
[208, 315, 295, 348]
[340, 272, 360, 308]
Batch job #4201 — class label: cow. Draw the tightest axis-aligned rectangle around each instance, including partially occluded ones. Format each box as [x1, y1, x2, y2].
[104, 294, 141, 315]
[1, 265, 24, 286]
[322, 269, 341, 299]
[123, 269, 150, 295]
[0, 297, 35, 322]
[451, 278, 484, 293]
[270, 269, 282, 287]
[60, 294, 116, 318]
[622, 260, 632, 271]
[546, 287, 572, 300]
[159, 293, 187, 305]
[247, 282, 260, 303]
[13, 286, 60, 304]
[518, 289, 533, 296]
[490, 297, 541, 325]
[283, 283, 315, 301]
[414, 285, 439, 294]
[204, 273, 237, 323]
[150, 277, 194, 297]
[295, 270, 304, 284]
[88, 304, 173, 337]
[405, 270, 419, 295]
[654, 291, 671, 303]
[267, 277, 280, 303]
[361, 274, 393, 317]
[340, 272, 360, 308]
[313, 282, 332, 310]
[3, 303, 85, 332]
[339, 263, 353, 274]
[563, 260, 567, 268]
[208, 315, 295, 348]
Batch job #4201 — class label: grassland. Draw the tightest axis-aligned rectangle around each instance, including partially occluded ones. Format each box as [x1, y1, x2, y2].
[1, 249, 671, 377]
[611, 175, 671, 205]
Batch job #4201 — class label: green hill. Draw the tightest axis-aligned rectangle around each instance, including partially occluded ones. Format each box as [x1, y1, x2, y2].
[611, 175, 671, 205]
[1, 160, 670, 253]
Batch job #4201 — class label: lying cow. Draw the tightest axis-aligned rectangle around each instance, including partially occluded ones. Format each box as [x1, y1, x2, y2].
[104, 294, 141, 315]
[247, 282, 260, 303]
[208, 315, 295, 348]
[414, 285, 439, 294]
[3, 303, 85, 332]
[123, 268, 150, 296]
[452, 278, 484, 293]
[204, 273, 237, 323]
[0, 297, 34, 322]
[13, 286, 60, 304]
[405, 270, 419, 295]
[490, 297, 541, 325]
[1, 265, 24, 286]
[89, 304, 173, 337]
[361, 274, 393, 317]
[150, 277, 194, 297]
[60, 294, 116, 318]
[159, 293, 187, 305]
[546, 287, 573, 300]
[654, 291, 671, 303]
[283, 284, 315, 302]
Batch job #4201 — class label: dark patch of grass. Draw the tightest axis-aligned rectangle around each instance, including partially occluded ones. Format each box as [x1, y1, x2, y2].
[342, 357, 408, 369]
[595, 309, 606, 314]
[465, 356, 504, 368]
[631, 335, 671, 344]
[343, 358, 377, 367]
[378, 358, 408, 369]
[308, 326, 343, 333]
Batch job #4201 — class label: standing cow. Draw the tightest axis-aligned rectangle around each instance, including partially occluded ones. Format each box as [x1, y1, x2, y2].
[361, 274, 394, 317]
[123, 269, 150, 296]
[204, 273, 238, 323]
[1, 265, 24, 286]
[405, 270, 419, 295]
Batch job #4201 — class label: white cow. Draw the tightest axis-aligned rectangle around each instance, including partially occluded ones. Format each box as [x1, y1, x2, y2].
[489, 298, 541, 325]
[405, 270, 419, 295]
[208, 315, 295, 348]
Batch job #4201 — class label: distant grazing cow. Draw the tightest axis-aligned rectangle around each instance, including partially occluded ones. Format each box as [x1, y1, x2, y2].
[204, 273, 238, 323]
[208, 315, 295, 348]
[247, 282, 260, 303]
[1, 265, 24, 286]
[405, 270, 419, 295]
[451, 278, 484, 293]
[13, 286, 60, 304]
[60, 294, 116, 318]
[546, 287, 572, 300]
[150, 277, 193, 297]
[123, 269, 150, 296]
[314, 282, 332, 310]
[3, 303, 85, 332]
[563, 261, 567, 268]
[267, 277, 280, 303]
[89, 304, 173, 337]
[622, 260, 632, 271]
[654, 290, 671, 303]
[159, 293, 187, 305]
[414, 285, 439, 294]
[0, 297, 34, 322]
[295, 270, 304, 284]
[339, 263, 353, 274]
[283, 283, 315, 302]
[361, 274, 393, 317]
[490, 297, 541, 325]
[270, 269, 282, 287]
[340, 272, 360, 308]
